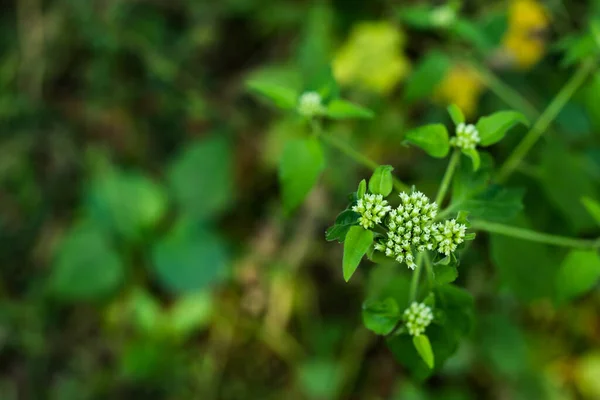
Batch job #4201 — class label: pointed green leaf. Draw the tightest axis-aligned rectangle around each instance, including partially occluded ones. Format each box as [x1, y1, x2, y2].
[405, 124, 450, 158]
[581, 197, 600, 227]
[476, 111, 529, 146]
[462, 148, 480, 171]
[246, 80, 298, 110]
[447, 104, 465, 125]
[434, 264, 458, 285]
[343, 226, 373, 282]
[412, 335, 435, 369]
[279, 137, 325, 213]
[556, 249, 600, 304]
[326, 99, 374, 120]
[362, 298, 402, 335]
[368, 165, 394, 197]
[325, 210, 360, 242]
[357, 179, 367, 199]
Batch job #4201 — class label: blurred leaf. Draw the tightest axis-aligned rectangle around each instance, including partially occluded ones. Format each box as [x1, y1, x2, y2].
[434, 264, 458, 285]
[86, 169, 167, 240]
[462, 148, 480, 171]
[575, 353, 600, 399]
[343, 226, 373, 282]
[325, 210, 360, 243]
[167, 291, 213, 339]
[404, 51, 451, 102]
[246, 80, 298, 110]
[476, 111, 529, 147]
[362, 298, 401, 335]
[127, 289, 163, 336]
[368, 165, 394, 197]
[326, 99, 374, 120]
[151, 223, 229, 294]
[555, 249, 600, 304]
[168, 136, 234, 222]
[447, 104, 465, 125]
[398, 5, 456, 30]
[454, 186, 524, 222]
[555, 32, 599, 67]
[50, 223, 123, 302]
[279, 137, 325, 213]
[539, 145, 598, 232]
[582, 196, 600, 226]
[478, 313, 528, 378]
[490, 218, 559, 301]
[298, 359, 340, 399]
[413, 335, 434, 369]
[405, 124, 450, 158]
[451, 18, 494, 52]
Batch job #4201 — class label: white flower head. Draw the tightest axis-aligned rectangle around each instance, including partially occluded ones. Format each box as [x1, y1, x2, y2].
[432, 219, 467, 256]
[403, 302, 434, 336]
[450, 123, 480, 150]
[352, 193, 392, 229]
[376, 190, 438, 269]
[297, 91, 326, 117]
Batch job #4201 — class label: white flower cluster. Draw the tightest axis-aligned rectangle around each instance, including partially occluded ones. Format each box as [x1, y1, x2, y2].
[297, 91, 325, 117]
[352, 194, 392, 229]
[450, 123, 480, 150]
[432, 219, 467, 256]
[403, 302, 434, 336]
[374, 191, 438, 269]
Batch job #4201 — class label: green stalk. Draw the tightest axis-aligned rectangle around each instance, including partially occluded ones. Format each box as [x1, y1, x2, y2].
[471, 220, 600, 249]
[496, 59, 596, 183]
[435, 149, 461, 206]
[409, 253, 424, 302]
[320, 133, 410, 192]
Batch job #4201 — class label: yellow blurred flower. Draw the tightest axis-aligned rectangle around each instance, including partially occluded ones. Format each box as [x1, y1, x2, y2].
[333, 21, 410, 94]
[501, 0, 550, 70]
[435, 65, 485, 118]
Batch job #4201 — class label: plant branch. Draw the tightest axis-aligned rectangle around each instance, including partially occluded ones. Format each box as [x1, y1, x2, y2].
[435, 149, 461, 206]
[496, 59, 596, 183]
[320, 132, 410, 192]
[471, 219, 600, 249]
[409, 253, 424, 302]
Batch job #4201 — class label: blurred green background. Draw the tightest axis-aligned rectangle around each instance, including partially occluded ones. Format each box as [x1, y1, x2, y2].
[2, 0, 600, 399]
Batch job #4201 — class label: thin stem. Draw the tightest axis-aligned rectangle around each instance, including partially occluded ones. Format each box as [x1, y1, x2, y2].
[496, 59, 596, 183]
[471, 219, 600, 249]
[423, 252, 435, 290]
[409, 253, 424, 302]
[435, 149, 461, 206]
[320, 132, 410, 192]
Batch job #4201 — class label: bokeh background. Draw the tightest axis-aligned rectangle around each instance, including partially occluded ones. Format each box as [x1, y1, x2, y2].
[2, 0, 600, 399]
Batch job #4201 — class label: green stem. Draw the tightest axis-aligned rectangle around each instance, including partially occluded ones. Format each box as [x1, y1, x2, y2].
[435, 149, 461, 206]
[320, 133, 410, 192]
[423, 252, 435, 289]
[471, 220, 600, 249]
[409, 253, 424, 302]
[496, 59, 596, 183]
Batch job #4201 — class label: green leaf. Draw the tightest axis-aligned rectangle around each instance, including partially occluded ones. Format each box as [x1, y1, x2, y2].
[325, 210, 360, 242]
[151, 223, 229, 294]
[246, 80, 298, 110]
[298, 359, 340, 399]
[434, 264, 458, 285]
[326, 99, 374, 120]
[86, 169, 167, 240]
[50, 223, 124, 301]
[168, 136, 234, 222]
[476, 111, 529, 146]
[490, 218, 559, 301]
[167, 291, 213, 339]
[405, 124, 450, 158]
[357, 179, 367, 199]
[404, 51, 451, 102]
[362, 298, 402, 335]
[462, 148, 480, 171]
[447, 104, 465, 125]
[368, 165, 394, 197]
[555, 250, 600, 304]
[343, 226, 373, 282]
[478, 314, 529, 378]
[412, 335, 435, 369]
[279, 137, 325, 213]
[582, 197, 600, 226]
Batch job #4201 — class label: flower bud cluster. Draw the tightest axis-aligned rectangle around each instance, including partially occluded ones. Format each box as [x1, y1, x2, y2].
[432, 219, 467, 256]
[352, 194, 392, 229]
[403, 302, 434, 336]
[450, 123, 480, 150]
[297, 91, 326, 117]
